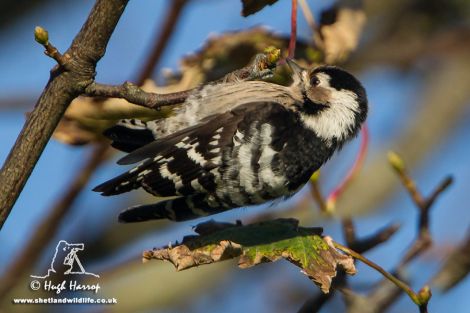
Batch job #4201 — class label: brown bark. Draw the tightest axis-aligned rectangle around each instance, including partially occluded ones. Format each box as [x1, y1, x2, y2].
[0, 0, 129, 229]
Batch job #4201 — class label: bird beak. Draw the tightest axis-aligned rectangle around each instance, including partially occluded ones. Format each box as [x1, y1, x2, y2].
[286, 58, 303, 78]
[286, 58, 305, 85]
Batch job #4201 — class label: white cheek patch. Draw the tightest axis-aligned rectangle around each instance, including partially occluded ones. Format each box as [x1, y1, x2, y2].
[300, 89, 359, 143]
[300, 73, 359, 143]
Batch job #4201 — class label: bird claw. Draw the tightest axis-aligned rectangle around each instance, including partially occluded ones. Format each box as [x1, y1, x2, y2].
[248, 53, 276, 80]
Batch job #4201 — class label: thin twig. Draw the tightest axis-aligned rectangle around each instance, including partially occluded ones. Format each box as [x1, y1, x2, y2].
[334, 241, 431, 311]
[326, 124, 369, 211]
[299, 218, 399, 313]
[341, 217, 400, 254]
[309, 171, 328, 212]
[298, 0, 316, 31]
[400, 231, 432, 267]
[44, 43, 69, 68]
[85, 49, 280, 110]
[389, 151, 425, 206]
[297, 292, 333, 313]
[34, 26, 69, 68]
[352, 223, 401, 254]
[85, 81, 193, 109]
[342, 277, 407, 313]
[347, 152, 454, 312]
[288, 0, 298, 58]
[342, 217, 356, 246]
[423, 176, 453, 210]
[388, 151, 454, 266]
[342, 154, 451, 312]
[432, 228, 470, 291]
[0, 0, 129, 229]
[298, 0, 324, 49]
[136, 0, 188, 85]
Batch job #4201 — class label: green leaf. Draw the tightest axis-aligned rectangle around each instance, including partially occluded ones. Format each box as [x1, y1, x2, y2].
[143, 218, 356, 293]
[241, 0, 279, 17]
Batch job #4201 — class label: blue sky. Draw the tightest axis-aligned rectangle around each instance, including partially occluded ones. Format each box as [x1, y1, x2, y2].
[1, 1, 469, 312]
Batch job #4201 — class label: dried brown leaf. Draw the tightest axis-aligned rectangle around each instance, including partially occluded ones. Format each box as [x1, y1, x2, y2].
[432, 231, 470, 291]
[144, 219, 356, 293]
[241, 0, 279, 17]
[318, 4, 366, 64]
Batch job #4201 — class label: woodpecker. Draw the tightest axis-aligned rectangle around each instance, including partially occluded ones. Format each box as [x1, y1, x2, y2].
[94, 59, 368, 222]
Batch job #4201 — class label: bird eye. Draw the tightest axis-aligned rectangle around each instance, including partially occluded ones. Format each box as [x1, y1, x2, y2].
[311, 76, 320, 86]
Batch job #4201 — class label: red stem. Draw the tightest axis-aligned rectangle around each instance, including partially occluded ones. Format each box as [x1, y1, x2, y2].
[288, 0, 298, 58]
[327, 124, 369, 204]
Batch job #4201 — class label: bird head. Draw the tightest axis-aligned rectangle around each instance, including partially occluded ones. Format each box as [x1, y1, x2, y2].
[287, 59, 368, 145]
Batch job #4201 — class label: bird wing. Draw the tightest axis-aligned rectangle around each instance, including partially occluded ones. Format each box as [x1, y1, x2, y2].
[102, 119, 156, 153]
[93, 101, 293, 197]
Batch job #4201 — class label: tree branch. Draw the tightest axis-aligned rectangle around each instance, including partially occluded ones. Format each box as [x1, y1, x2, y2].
[342, 152, 454, 313]
[309, 171, 328, 213]
[84, 48, 280, 110]
[388, 152, 454, 266]
[0, 0, 129, 229]
[288, 0, 298, 58]
[136, 0, 188, 85]
[334, 242, 432, 312]
[85, 81, 193, 109]
[34, 26, 69, 68]
[342, 217, 400, 254]
[0, 0, 184, 300]
[432, 229, 470, 291]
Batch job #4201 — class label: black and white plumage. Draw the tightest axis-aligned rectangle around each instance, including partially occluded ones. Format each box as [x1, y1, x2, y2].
[94, 60, 368, 222]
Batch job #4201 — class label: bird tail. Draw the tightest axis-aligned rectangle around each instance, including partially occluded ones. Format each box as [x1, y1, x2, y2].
[118, 195, 227, 222]
[103, 119, 157, 153]
[92, 160, 152, 196]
